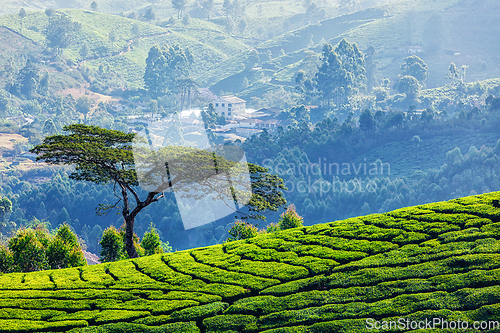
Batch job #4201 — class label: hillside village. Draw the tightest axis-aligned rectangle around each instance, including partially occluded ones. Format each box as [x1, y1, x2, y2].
[126, 95, 287, 143]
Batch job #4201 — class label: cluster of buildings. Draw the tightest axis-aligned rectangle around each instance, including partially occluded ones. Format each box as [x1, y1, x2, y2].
[126, 95, 284, 143]
[211, 95, 283, 140]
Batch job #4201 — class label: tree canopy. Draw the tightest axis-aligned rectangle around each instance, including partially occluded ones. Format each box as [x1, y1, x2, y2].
[314, 39, 365, 106]
[144, 44, 194, 98]
[43, 13, 82, 54]
[31, 124, 287, 258]
[398, 75, 420, 100]
[401, 55, 428, 83]
[172, 0, 188, 19]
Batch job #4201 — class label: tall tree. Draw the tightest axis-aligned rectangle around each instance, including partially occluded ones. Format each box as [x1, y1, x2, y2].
[80, 43, 89, 59]
[314, 39, 365, 106]
[43, 118, 57, 135]
[43, 13, 82, 55]
[91, 1, 98, 12]
[31, 124, 287, 258]
[231, 0, 244, 20]
[364, 46, 377, 92]
[144, 6, 156, 21]
[359, 109, 376, 132]
[172, 0, 188, 19]
[223, 0, 232, 18]
[9, 59, 40, 98]
[446, 62, 460, 83]
[401, 55, 428, 83]
[131, 23, 140, 37]
[108, 30, 117, 49]
[398, 75, 420, 101]
[144, 44, 194, 98]
[201, 0, 214, 20]
[45, 8, 55, 20]
[18, 8, 27, 32]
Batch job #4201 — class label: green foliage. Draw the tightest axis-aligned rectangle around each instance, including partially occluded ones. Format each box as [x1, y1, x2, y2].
[43, 12, 82, 53]
[144, 44, 193, 98]
[141, 223, 164, 256]
[8, 227, 50, 272]
[31, 124, 137, 185]
[227, 221, 258, 241]
[31, 125, 286, 258]
[47, 224, 86, 269]
[202, 314, 258, 332]
[247, 163, 287, 221]
[0, 193, 499, 331]
[314, 39, 365, 106]
[278, 204, 304, 230]
[398, 75, 420, 100]
[0, 245, 13, 273]
[3, 224, 86, 272]
[0, 197, 12, 222]
[401, 55, 428, 82]
[359, 108, 376, 132]
[100, 226, 125, 263]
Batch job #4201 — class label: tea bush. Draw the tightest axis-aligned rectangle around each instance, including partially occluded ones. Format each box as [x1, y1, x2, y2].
[0, 192, 500, 332]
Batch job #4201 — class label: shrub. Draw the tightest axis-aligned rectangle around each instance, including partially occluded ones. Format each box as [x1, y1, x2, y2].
[8, 227, 50, 272]
[100, 224, 149, 262]
[100, 226, 125, 263]
[0, 245, 13, 273]
[227, 221, 258, 241]
[266, 222, 280, 233]
[47, 224, 86, 269]
[278, 204, 304, 230]
[202, 314, 258, 332]
[141, 223, 164, 256]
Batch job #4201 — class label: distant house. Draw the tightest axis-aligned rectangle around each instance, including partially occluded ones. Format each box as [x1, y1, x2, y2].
[213, 95, 246, 120]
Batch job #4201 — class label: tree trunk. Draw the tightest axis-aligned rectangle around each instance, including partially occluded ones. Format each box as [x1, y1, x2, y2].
[124, 215, 139, 258]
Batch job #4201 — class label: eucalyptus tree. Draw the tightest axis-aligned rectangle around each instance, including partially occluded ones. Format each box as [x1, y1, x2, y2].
[144, 44, 194, 98]
[314, 39, 365, 106]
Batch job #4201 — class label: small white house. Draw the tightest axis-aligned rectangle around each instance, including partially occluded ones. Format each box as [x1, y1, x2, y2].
[213, 95, 246, 119]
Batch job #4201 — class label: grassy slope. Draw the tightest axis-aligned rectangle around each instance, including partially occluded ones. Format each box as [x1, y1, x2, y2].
[2, 192, 500, 331]
[351, 133, 500, 178]
[210, 0, 500, 97]
[0, 10, 248, 88]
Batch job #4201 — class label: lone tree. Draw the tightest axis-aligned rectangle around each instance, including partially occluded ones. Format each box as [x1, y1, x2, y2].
[201, 0, 214, 20]
[91, 1, 98, 12]
[401, 55, 428, 83]
[172, 0, 188, 19]
[398, 75, 420, 101]
[18, 8, 27, 32]
[43, 13, 82, 55]
[31, 124, 287, 258]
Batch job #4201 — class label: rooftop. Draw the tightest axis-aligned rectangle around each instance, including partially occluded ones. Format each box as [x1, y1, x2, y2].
[216, 95, 246, 104]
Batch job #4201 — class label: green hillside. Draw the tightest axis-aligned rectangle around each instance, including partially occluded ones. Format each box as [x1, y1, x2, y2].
[210, 0, 500, 97]
[0, 9, 248, 88]
[2, 192, 500, 331]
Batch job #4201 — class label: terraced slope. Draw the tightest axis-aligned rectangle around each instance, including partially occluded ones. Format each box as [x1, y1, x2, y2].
[2, 192, 500, 332]
[0, 10, 248, 87]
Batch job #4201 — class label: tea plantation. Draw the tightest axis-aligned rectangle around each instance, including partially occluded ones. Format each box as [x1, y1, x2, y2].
[3, 192, 500, 332]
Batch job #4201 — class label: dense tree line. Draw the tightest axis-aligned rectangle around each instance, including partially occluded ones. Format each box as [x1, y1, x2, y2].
[241, 88, 500, 225]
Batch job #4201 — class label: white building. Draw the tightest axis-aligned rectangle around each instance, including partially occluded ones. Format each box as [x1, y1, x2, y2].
[213, 95, 246, 119]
